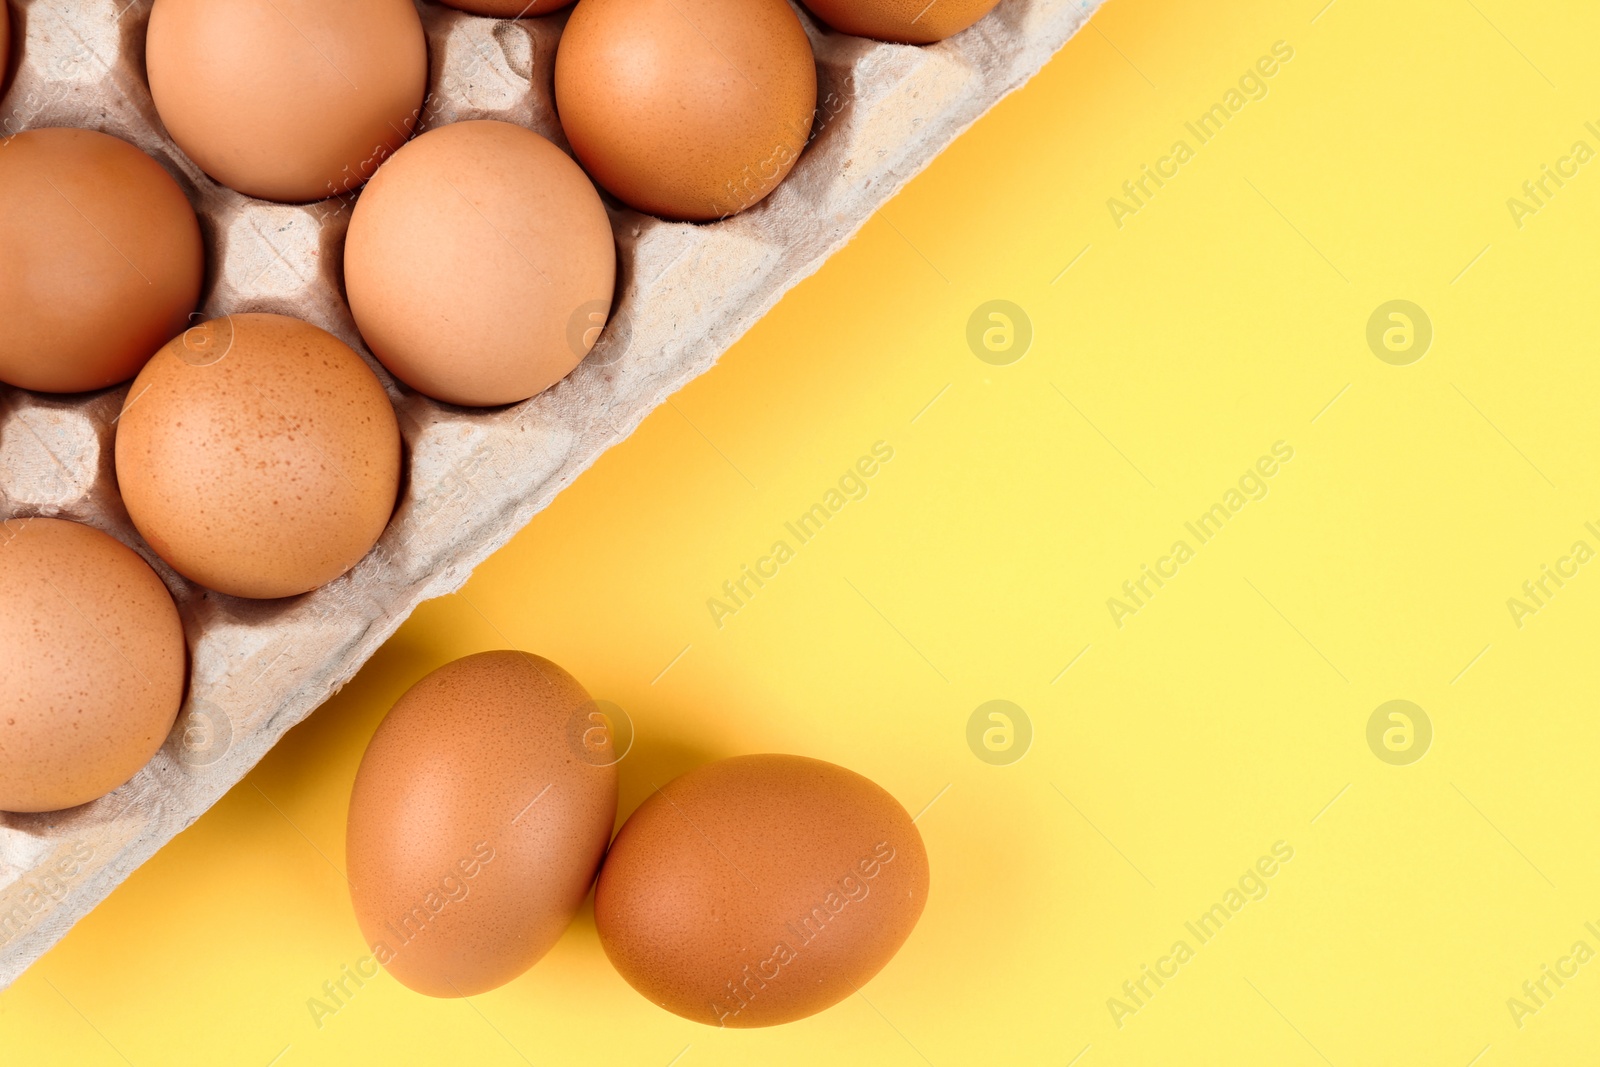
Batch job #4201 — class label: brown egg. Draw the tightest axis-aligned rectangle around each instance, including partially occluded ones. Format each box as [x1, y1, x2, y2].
[0, 128, 203, 393]
[346, 651, 619, 997]
[345, 120, 616, 407]
[595, 754, 929, 1027]
[113, 313, 400, 599]
[0, 518, 186, 813]
[554, 0, 817, 221]
[1, 5, 8, 84]
[145, 0, 428, 202]
[438, 0, 571, 16]
[799, 0, 1000, 44]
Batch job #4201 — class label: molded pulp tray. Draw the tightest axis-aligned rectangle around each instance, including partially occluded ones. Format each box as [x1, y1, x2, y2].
[0, 0, 1104, 988]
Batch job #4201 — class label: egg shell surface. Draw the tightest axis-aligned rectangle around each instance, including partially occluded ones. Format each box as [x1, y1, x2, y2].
[437, 0, 573, 17]
[0, 518, 186, 813]
[345, 651, 619, 997]
[554, 0, 817, 221]
[145, 0, 428, 202]
[595, 753, 929, 1027]
[0, 128, 203, 393]
[113, 313, 401, 599]
[799, 0, 1002, 44]
[344, 120, 616, 407]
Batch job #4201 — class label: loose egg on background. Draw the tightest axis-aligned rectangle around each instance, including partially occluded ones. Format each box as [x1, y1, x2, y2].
[554, 0, 817, 221]
[0, 128, 203, 393]
[145, 0, 427, 203]
[344, 120, 616, 407]
[345, 651, 618, 997]
[799, 0, 1001, 44]
[113, 313, 401, 599]
[0, 518, 187, 813]
[595, 754, 930, 1027]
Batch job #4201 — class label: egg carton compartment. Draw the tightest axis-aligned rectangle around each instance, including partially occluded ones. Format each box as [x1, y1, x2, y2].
[0, 0, 1105, 988]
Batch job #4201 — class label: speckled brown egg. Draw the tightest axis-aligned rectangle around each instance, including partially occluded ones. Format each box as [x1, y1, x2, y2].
[113, 313, 400, 599]
[345, 651, 619, 997]
[0, 518, 186, 813]
[0, 128, 204, 394]
[595, 754, 929, 1027]
[554, 0, 818, 220]
[145, 0, 427, 203]
[344, 120, 616, 407]
[799, 0, 1000, 44]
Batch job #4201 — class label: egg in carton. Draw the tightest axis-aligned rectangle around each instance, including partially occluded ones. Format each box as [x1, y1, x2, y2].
[0, 0, 1105, 988]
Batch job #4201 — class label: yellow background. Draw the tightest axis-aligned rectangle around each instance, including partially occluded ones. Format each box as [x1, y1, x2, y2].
[5, 0, 1600, 1062]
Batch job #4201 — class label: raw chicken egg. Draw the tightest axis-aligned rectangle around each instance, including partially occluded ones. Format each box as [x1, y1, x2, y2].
[595, 754, 929, 1026]
[0, 518, 187, 813]
[344, 120, 616, 407]
[113, 313, 401, 599]
[800, 0, 1001, 44]
[438, 0, 572, 16]
[346, 651, 619, 997]
[0, 128, 203, 393]
[145, 0, 428, 202]
[554, 0, 818, 220]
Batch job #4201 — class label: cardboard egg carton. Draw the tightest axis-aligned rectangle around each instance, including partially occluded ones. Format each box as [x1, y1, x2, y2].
[0, 0, 1104, 987]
